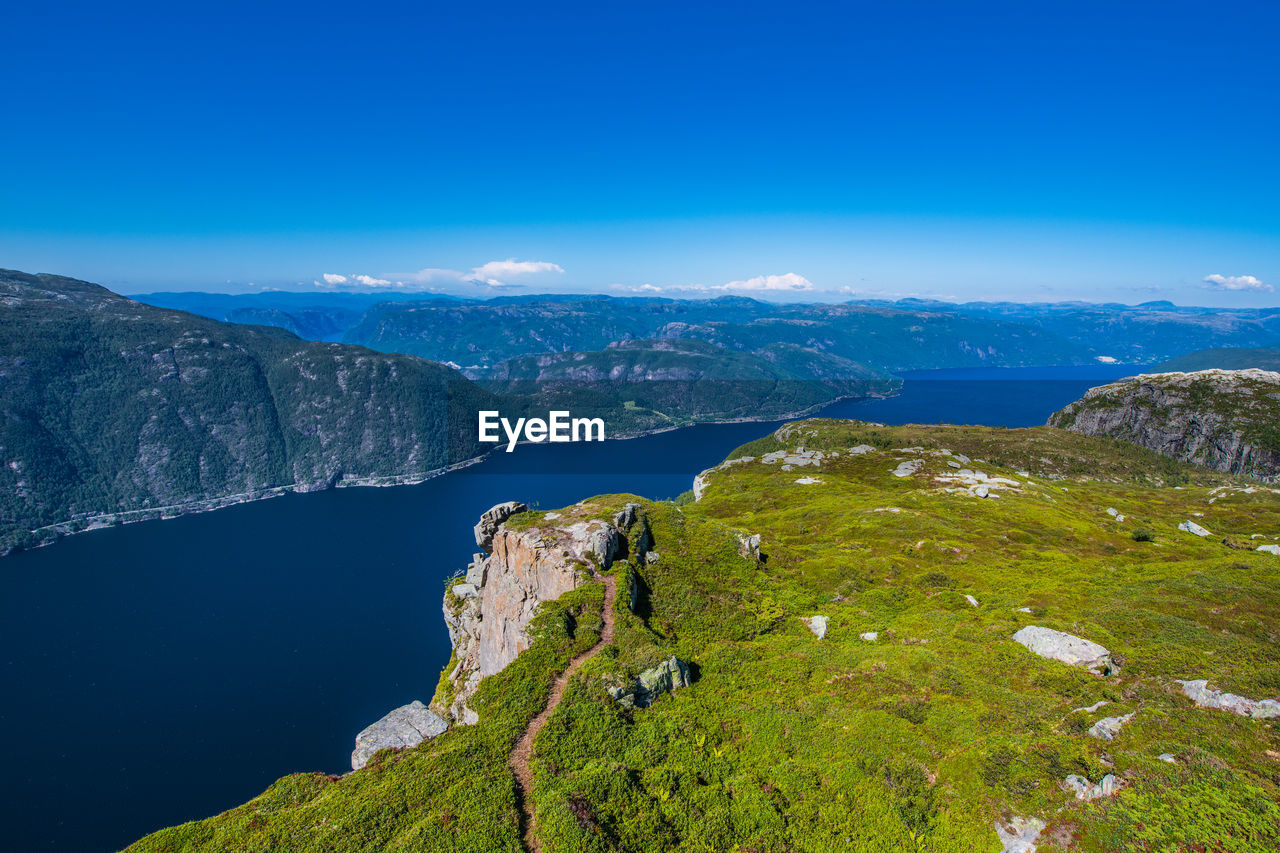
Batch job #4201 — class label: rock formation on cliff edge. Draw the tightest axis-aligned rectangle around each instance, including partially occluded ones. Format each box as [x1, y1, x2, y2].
[1048, 369, 1280, 482]
[439, 502, 637, 724]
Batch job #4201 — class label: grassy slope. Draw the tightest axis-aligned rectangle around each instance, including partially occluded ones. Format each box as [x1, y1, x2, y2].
[129, 422, 1280, 852]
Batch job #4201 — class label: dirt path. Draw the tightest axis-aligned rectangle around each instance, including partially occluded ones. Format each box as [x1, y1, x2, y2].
[510, 573, 618, 852]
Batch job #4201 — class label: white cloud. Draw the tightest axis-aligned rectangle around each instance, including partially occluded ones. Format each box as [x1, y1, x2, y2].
[464, 259, 564, 285]
[354, 274, 392, 287]
[1202, 273, 1273, 292]
[322, 273, 348, 285]
[716, 272, 814, 292]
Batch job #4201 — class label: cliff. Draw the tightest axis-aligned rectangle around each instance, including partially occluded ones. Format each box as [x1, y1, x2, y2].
[438, 502, 632, 723]
[1048, 369, 1280, 482]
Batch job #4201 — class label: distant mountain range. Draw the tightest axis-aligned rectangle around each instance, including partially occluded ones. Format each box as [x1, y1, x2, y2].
[137, 290, 1280, 371]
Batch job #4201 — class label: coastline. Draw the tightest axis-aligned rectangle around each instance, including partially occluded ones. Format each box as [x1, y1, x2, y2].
[3, 385, 901, 558]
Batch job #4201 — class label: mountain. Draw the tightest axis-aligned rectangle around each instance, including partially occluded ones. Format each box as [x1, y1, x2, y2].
[128, 419, 1280, 851]
[851, 298, 1280, 364]
[478, 339, 899, 435]
[1048, 369, 1280, 482]
[0, 270, 501, 554]
[1154, 347, 1280, 372]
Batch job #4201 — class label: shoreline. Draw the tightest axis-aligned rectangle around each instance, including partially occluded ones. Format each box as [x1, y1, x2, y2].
[3, 386, 901, 559]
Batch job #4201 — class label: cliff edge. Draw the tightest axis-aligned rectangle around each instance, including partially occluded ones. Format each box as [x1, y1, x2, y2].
[1048, 369, 1280, 482]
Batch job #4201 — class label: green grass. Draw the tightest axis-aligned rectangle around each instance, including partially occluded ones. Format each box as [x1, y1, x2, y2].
[129, 420, 1280, 852]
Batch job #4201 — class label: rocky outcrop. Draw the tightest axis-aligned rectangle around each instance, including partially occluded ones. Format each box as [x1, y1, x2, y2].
[606, 656, 691, 709]
[995, 816, 1045, 853]
[1064, 773, 1118, 801]
[1012, 626, 1117, 675]
[1087, 712, 1134, 741]
[351, 700, 448, 770]
[474, 501, 527, 551]
[442, 504, 629, 724]
[1048, 370, 1280, 482]
[1178, 679, 1280, 719]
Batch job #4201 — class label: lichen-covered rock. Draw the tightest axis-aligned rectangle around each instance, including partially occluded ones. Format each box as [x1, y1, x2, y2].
[607, 656, 691, 709]
[1178, 520, 1211, 537]
[804, 615, 828, 639]
[443, 506, 625, 723]
[1178, 679, 1280, 719]
[473, 501, 527, 552]
[1064, 773, 1117, 801]
[351, 700, 448, 770]
[1048, 370, 1280, 482]
[1013, 626, 1116, 675]
[1087, 712, 1134, 741]
[995, 816, 1045, 853]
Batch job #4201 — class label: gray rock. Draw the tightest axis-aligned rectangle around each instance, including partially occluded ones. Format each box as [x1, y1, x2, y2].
[473, 501, 527, 551]
[995, 816, 1046, 853]
[608, 656, 691, 709]
[645, 551, 660, 564]
[860, 631, 879, 642]
[1013, 626, 1116, 675]
[893, 459, 923, 478]
[1178, 679, 1280, 719]
[1178, 520, 1211, 537]
[465, 555, 487, 586]
[1257, 544, 1280, 555]
[804, 615, 829, 640]
[1158, 753, 1178, 764]
[451, 582, 478, 600]
[1088, 712, 1134, 741]
[351, 700, 448, 770]
[614, 502, 641, 530]
[1064, 773, 1117, 801]
[739, 533, 763, 561]
[964, 594, 979, 607]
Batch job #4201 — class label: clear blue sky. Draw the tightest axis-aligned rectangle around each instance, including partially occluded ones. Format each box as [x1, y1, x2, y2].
[3, 0, 1278, 304]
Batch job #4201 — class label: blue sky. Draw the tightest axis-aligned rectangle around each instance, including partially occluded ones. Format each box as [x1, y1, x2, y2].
[3, 0, 1278, 304]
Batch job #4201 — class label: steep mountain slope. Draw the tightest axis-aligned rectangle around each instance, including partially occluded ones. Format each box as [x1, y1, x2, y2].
[1155, 348, 1280, 373]
[479, 339, 899, 435]
[0, 270, 500, 554]
[1049, 370, 1280, 483]
[129, 420, 1280, 852]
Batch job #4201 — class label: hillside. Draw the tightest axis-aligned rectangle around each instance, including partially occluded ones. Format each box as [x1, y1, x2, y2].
[478, 339, 899, 435]
[1048, 370, 1280, 483]
[129, 420, 1280, 852]
[0, 270, 501, 554]
[1155, 348, 1280, 373]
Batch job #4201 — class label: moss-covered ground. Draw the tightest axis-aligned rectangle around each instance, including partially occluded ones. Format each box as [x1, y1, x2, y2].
[129, 420, 1280, 852]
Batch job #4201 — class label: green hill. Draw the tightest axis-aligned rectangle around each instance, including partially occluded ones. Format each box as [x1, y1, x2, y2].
[479, 339, 899, 435]
[0, 270, 500, 554]
[129, 419, 1280, 852]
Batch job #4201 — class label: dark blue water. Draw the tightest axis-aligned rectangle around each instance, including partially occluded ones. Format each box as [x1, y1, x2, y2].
[0, 365, 1138, 852]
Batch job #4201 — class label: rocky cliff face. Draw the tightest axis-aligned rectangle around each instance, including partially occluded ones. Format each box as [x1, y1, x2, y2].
[1048, 369, 1280, 482]
[439, 503, 631, 724]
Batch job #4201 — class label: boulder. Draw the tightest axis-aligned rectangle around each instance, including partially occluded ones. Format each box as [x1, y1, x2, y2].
[893, 459, 923, 478]
[1178, 679, 1280, 719]
[608, 656, 691, 709]
[995, 816, 1046, 853]
[804, 615, 828, 640]
[964, 594, 979, 607]
[1012, 626, 1116, 675]
[1064, 773, 1117, 801]
[614, 502, 641, 530]
[1087, 712, 1134, 741]
[351, 700, 448, 770]
[1178, 520, 1211, 537]
[1257, 544, 1280, 555]
[860, 631, 879, 642]
[474, 501, 527, 551]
